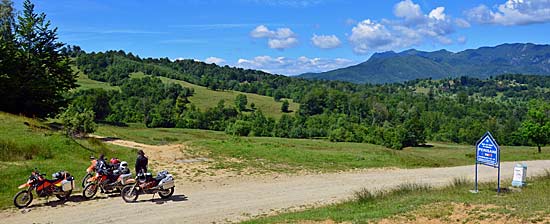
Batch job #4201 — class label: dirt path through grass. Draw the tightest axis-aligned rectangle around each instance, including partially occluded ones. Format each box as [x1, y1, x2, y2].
[1, 137, 549, 224]
[89, 134, 190, 172]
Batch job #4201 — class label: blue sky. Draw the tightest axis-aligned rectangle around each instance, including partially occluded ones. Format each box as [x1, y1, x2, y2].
[15, 0, 550, 75]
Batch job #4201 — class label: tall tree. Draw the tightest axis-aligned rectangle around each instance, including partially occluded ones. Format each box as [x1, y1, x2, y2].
[235, 94, 247, 112]
[281, 100, 289, 113]
[0, 0, 17, 107]
[521, 100, 550, 153]
[0, 0, 76, 117]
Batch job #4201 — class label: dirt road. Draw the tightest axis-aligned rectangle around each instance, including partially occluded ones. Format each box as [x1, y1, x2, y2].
[1, 138, 549, 224]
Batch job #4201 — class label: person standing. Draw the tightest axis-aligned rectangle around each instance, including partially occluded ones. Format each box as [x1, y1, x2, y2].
[135, 150, 148, 174]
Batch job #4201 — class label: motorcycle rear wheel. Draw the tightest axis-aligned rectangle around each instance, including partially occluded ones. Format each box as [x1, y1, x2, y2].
[83, 183, 98, 199]
[55, 190, 72, 200]
[13, 190, 33, 208]
[121, 185, 138, 203]
[158, 187, 174, 199]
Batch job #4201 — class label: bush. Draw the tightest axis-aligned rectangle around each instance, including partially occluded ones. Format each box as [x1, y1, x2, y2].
[58, 104, 97, 137]
[225, 120, 252, 136]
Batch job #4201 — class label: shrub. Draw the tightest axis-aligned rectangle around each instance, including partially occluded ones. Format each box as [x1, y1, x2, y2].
[58, 104, 97, 137]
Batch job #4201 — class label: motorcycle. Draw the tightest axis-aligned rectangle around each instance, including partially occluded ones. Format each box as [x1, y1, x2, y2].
[121, 170, 175, 203]
[82, 162, 133, 199]
[13, 169, 74, 208]
[81, 156, 97, 188]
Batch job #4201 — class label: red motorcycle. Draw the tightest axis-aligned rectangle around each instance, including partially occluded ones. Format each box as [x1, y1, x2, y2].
[83, 161, 133, 199]
[13, 169, 74, 208]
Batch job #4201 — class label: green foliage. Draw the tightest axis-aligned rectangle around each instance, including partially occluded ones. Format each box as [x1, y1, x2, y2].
[235, 94, 248, 112]
[225, 120, 252, 136]
[0, 0, 76, 117]
[72, 48, 550, 150]
[281, 100, 290, 113]
[57, 104, 97, 137]
[521, 100, 550, 153]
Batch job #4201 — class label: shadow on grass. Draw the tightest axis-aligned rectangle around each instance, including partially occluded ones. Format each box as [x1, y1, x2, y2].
[415, 144, 434, 148]
[97, 120, 128, 127]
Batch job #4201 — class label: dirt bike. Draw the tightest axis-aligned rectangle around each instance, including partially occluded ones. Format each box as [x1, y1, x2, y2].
[82, 168, 133, 199]
[81, 157, 96, 188]
[13, 169, 74, 208]
[121, 170, 174, 203]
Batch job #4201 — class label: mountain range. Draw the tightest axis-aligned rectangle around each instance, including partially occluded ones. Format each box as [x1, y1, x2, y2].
[299, 43, 550, 84]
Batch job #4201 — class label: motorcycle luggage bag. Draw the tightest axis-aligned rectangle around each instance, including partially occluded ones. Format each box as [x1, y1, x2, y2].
[61, 180, 73, 191]
[158, 175, 174, 189]
[120, 173, 132, 185]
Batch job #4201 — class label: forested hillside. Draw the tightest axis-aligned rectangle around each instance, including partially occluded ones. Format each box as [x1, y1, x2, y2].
[300, 43, 550, 84]
[68, 48, 550, 150]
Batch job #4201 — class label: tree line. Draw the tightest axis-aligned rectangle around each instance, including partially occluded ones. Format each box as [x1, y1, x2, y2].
[68, 49, 550, 150]
[1, 0, 548, 151]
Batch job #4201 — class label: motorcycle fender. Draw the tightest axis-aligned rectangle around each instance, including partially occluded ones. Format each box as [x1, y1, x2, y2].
[125, 179, 136, 184]
[18, 183, 30, 189]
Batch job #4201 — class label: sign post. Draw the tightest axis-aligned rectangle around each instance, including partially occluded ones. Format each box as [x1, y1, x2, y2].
[473, 131, 501, 193]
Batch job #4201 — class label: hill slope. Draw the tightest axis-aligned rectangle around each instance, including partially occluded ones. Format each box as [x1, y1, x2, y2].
[300, 43, 550, 84]
[0, 112, 136, 208]
[75, 68, 299, 119]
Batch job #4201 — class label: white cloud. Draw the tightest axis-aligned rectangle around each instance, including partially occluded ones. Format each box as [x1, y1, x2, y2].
[349, 0, 462, 54]
[311, 34, 342, 49]
[236, 56, 355, 75]
[204, 57, 226, 65]
[454, 18, 471, 28]
[394, 0, 423, 22]
[429, 7, 446, 20]
[250, 25, 299, 49]
[349, 20, 395, 53]
[466, 0, 550, 26]
[268, 37, 299, 49]
[172, 57, 185, 62]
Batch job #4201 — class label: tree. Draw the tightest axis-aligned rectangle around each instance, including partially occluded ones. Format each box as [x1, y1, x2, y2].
[520, 100, 550, 153]
[235, 94, 247, 112]
[0, 0, 76, 117]
[58, 104, 97, 137]
[281, 100, 290, 113]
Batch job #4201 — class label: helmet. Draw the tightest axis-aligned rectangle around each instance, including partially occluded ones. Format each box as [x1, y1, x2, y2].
[110, 158, 120, 164]
[120, 161, 128, 167]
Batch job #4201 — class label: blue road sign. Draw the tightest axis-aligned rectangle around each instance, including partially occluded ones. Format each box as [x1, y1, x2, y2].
[476, 133, 500, 167]
[473, 131, 501, 193]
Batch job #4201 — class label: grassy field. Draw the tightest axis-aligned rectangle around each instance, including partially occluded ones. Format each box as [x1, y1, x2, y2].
[0, 112, 136, 209]
[74, 69, 300, 119]
[129, 72, 299, 119]
[244, 173, 550, 223]
[96, 124, 549, 173]
[73, 66, 120, 91]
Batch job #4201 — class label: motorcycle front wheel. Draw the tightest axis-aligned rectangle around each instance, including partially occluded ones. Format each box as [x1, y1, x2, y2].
[83, 183, 98, 199]
[13, 190, 33, 208]
[121, 185, 138, 203]
[158, 187, 174, 199]
[81, 173, 92, 188]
